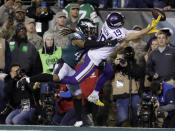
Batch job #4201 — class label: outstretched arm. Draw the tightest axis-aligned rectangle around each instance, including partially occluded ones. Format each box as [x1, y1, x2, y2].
[72, 39, 118, 49]
[124, 15, 161, 41]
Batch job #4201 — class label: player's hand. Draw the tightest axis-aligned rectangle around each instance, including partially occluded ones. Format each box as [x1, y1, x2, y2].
[147, 24, 159, 34]
[151, 15, 161, 28]
[104, 37, 118, 46]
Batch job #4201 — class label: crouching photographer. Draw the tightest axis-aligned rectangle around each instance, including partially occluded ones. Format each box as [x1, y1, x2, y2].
[137, 88, 158, 128]
[1, 64, 38, 125]
[151, 81, 175, 128]
[111, 47, 143, 127]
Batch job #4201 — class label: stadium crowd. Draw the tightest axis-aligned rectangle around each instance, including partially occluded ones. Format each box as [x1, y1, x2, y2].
[0, 0, 175, 128]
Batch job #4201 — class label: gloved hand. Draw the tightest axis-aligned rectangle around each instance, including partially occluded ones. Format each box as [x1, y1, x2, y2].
[16, 77, 30, 90]
[147, 24, 159, 34]
[151, 15, 161, 28]
[103, 37, 118, 47]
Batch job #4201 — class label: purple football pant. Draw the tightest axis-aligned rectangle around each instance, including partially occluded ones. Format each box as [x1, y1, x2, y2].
[60, 54, 114, 91]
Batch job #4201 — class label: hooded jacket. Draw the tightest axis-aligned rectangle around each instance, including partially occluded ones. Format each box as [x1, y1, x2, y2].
[39, 31, 62, 74]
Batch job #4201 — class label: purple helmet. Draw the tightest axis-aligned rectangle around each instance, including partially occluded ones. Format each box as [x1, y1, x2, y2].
[106, 12, 124, 29]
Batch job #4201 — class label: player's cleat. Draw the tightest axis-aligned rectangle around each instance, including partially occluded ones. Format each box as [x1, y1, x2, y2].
[88, 90, 99, 103]
[88, 90, 104, 106]
[74, 121, 83, 127]
[96, 100, 104, 106]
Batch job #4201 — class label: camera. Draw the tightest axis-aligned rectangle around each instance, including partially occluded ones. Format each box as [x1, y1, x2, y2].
[137, 90, 157, 127]
[119, 58, 127, 64]
[16, 68, 26, 79]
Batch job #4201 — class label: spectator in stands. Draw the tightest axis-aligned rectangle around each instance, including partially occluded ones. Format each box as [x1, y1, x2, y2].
[144, 37, 158, 87]
[0, 7, 26, 40]
[48, 11, 69, 48]
[25, 17, 43, 50]
[39, 31, 62, 74]
[146, 31, 175, 85]
[151, 82, 175, 128]
[162, 0, 175, 10]
[111, 47, 142, 127]
[159, 28, 174, 48]
[9, 23, 42, 76]
[63, 0, 101, 26]
[3, 64, 38, 125]
[65, 3, 80, 30]
[144, 37, 158, 62]
[0, 0, 23, 27]
[26, 0, 55, 36]
[128, 25, 147, 68]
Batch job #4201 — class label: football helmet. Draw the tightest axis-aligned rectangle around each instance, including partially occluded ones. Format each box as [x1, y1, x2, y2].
[106, 12, 124, 29]
[76, 18, 97, 39]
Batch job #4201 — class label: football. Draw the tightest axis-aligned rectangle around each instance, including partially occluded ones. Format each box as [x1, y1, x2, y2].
[152, 8, 166, 21]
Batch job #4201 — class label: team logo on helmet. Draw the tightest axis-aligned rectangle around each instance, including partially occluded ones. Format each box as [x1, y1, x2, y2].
[76, 18, 97, 39]
[106, 12, 124, 29]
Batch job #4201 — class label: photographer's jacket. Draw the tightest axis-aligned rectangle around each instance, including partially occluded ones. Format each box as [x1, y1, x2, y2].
[9, 38, 42, 76]
[112, 72, 139, 98]
[112, 64, 143, 98]
[4, 75, 37, 109]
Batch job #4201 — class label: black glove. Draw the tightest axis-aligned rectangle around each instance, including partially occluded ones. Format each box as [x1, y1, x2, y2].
[17, 77, 29, 90]
[103, 38, 118, 46]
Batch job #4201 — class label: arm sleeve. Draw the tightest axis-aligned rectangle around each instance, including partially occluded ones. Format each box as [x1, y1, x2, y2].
[30, 73, 53, 83]
[84, 39, 118, 49]
[59, 90, 72, 98]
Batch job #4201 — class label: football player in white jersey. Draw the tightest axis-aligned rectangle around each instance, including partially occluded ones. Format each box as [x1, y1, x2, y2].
[58, 12, 161, 106]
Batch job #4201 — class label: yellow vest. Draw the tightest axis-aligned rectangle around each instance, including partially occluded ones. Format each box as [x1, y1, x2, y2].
[39, 47, 62, 74]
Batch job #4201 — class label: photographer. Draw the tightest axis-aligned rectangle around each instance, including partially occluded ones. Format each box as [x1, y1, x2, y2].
[151, 81, 175, 128]
[111, 47, 143, 126]
[2, 64, 38, 125]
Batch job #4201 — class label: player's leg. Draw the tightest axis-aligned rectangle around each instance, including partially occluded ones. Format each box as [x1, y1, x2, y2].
[65, 66, 84, 127]
[60, 54, 97, 85]
[88, 62, 114, 105]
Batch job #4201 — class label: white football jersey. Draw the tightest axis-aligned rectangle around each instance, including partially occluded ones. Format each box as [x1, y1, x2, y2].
[88, 22, 135, 66]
